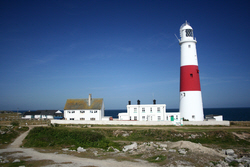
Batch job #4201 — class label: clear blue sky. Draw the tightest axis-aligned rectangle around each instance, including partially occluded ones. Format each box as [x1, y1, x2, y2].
[1, 0, 249, 110]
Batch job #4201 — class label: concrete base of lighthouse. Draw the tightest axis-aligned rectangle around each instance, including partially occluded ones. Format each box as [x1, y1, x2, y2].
[179, 91, 204, 121]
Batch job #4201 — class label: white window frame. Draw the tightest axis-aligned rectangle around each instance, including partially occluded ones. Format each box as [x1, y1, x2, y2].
[158, 116, 161, 121]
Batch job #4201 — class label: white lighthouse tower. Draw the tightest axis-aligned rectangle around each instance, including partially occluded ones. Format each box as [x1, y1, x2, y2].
[179, 21, 204, 121]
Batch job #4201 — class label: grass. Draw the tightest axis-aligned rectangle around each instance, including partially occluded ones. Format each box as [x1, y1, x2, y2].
[23, 127, 121, 150]
[0, 126, 29, 148]
[146, 155, 166, 163]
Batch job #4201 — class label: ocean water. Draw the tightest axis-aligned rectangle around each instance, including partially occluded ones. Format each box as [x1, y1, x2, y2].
[15, 108, 250, 121]
[105, 108, 250, 121]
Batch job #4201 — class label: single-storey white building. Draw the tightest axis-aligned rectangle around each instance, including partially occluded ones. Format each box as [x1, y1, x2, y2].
[64, 94, 110, 121]
[118, 100, 180, 122]
[205, 114, 223, 121]
[22, 110, 62, 120]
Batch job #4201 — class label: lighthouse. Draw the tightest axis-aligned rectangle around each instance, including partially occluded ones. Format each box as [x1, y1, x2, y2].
[179, 21, 204, 121]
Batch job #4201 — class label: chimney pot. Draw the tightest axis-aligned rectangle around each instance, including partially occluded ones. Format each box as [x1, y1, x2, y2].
[88, 94, 92, 106]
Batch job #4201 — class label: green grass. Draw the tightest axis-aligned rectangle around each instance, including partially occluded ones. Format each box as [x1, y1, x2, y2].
[0, 126, 29, 146]
[146, 155, 166, 163]
[23, 127, 120, 150]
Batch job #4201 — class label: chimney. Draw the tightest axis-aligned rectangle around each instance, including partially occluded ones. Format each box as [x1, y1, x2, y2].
[137, 100, 140, 105]
[88, 94, 92, 106]
[153, 99, 156, 104]
[128, 100, 131, 105]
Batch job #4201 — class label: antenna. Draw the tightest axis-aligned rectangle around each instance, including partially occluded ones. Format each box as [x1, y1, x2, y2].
[174, 34, 180, 42]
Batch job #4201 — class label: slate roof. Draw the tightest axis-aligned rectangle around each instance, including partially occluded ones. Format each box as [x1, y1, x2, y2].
[64, 98, 103, 110]
[38, 110, 58, 115]
[23, 110, 63, 116]
[23, 111, 41, 116]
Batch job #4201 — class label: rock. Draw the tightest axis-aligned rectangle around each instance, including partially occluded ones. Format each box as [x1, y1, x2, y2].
[123, 142, 137, 152]
[238, 163, 244, 167]
[240, 156, 250, 162]
[225, 149, 234, 156]
[62, 148, 69, 151]
[169, 149, 176, 153]
[178, 149, 187, 155]
[93, 151, 98, 156]
[159, 144, 168, 148]
[107, 146, 120, 153]
[155, 157, 160, 161]
[2, 159, 9, 163]
[122, 133, 129, 137]
[77, 147, 86, 152]
[225, 155, 235, 163]
[12, 159, 20, 163]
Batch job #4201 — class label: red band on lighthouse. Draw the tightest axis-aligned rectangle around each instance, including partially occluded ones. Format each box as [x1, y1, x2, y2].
[180, 65, 201, 91]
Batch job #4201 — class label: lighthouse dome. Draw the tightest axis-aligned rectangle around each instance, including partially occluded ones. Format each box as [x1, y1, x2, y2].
[180, 21, 195, 42]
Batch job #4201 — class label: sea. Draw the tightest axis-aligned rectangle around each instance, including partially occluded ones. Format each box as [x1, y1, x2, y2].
[15, 108, 250, 121]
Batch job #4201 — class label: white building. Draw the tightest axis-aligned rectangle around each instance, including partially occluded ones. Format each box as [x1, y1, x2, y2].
[118, 100, 180, 122]
[64, 94, 109, 121]
[22, 110, 62, 120]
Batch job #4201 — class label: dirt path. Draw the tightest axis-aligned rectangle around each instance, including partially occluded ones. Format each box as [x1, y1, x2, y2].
[1, 126, 157, 167]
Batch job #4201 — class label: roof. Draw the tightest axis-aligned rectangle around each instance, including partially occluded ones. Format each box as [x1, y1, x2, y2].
[23, 111, 41, 116]
[23, 110, 60, 116]
[64, 98, 103, 110]
[38, 110, 58, 115]
[205, 114, 222, 118]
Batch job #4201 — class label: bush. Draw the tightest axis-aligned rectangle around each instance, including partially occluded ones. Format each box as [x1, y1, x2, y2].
[23, 127, 120, 149]
[11, 121, 19, 127]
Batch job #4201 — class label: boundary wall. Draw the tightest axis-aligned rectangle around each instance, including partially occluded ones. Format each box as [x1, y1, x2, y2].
[51, 120, 230, 126]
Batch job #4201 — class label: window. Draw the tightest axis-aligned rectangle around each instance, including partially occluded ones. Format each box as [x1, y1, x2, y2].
[70, 118, 74, 120]
[90, 118, 95, 120]
[134, 108, 137, 113]
[134, 116, 137, 120]
[67, 111, 71, 113]
[142, 116, 145, 120]
[157, 107, 160, 113]
[150, 108, 152, 113]
[94, 110, 97, 113]
[80, 118, 85, 120]
[72, 111, 75, 113]
[166, 116, 168, 120]
[188, 45, 191, 48]
[192, 115, 195, 119]
[176, 115, 178, 120]
[158, 116, 161, 121]
[80, 111, 85, 113]
[186, 29, 193, 37]
[90, 110, 93, 113]
[190, 74, 193, 77]
[142, 108, 145, 113]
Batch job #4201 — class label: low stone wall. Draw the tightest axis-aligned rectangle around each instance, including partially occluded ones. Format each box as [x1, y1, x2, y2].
[183, 121, 230, 126]
[51, 120, 230, 126]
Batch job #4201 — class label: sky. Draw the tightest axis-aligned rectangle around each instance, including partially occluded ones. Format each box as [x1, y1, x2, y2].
[0, 0, 249, 110]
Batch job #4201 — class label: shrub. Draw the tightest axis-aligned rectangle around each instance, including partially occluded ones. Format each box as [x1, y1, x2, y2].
[23, 127, 120, 149]
[11, 121, 19, 127]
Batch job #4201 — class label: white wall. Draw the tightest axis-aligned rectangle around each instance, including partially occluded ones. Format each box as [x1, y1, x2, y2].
[51, 120, 230, 126]
[117, 104, 181, 121]
[64, 109, 102, 121]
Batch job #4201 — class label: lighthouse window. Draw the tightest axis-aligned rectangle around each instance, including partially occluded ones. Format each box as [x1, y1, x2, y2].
[190, 74, 193, 77]
[188, 45, 191, 48]
[186, 29, 193, 37]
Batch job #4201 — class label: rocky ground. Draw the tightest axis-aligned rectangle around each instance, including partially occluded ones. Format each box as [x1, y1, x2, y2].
[0, 126, 250, 167]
